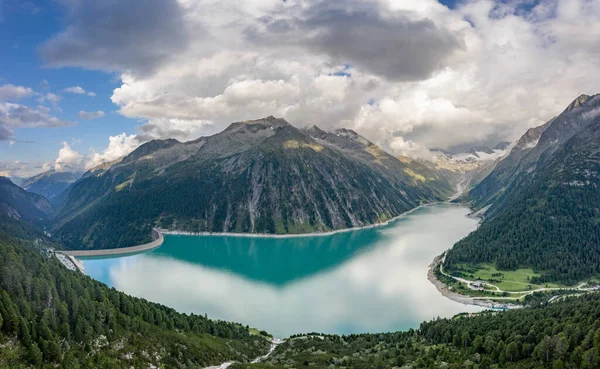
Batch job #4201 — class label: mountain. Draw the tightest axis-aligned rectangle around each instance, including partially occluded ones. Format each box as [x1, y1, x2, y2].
[427, 143, 511, 194]
[8, 175, 25, 186]
[21, 170, 82, 206]
[0, 176, 54, 225]
[52, 117, 453, 250]
[467, 94, 599, 215]
[446, 94, 600, 283]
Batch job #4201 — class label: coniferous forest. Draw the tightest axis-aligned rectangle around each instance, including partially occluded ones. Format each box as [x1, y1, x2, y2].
[446, 115, 600, 284]
[0, 216, 270, 368]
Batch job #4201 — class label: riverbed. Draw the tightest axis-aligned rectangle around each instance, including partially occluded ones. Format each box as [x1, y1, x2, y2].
[81, 203, 482, 337]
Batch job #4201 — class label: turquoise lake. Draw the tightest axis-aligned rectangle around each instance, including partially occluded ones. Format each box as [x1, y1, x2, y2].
[82, 203, 482, 337]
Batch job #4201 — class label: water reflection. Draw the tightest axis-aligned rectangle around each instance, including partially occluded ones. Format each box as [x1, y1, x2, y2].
[82, 204, 482, 337]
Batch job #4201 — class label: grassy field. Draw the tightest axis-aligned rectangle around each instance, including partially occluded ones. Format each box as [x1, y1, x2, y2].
[452, 263, 567, 291]
[437, 265, 529, 300]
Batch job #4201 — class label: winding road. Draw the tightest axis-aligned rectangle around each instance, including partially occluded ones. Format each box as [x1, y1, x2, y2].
[437, 252, 596, 301]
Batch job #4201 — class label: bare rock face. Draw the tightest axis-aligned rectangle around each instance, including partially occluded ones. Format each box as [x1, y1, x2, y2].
[52, 117, 453, 250]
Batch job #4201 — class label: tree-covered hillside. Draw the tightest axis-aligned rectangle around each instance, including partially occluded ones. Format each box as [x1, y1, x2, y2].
[446, 97, 600, 284]
[0, 216, 269, 368]
[233, 294, 600, 369]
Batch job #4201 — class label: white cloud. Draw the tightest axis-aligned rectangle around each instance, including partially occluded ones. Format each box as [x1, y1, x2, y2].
[55, 141, 85, 172]
[63, 86, 96, 97]
[86, 133, 141, 169]
[39, 0, 600, 155]
[0, 102, 72, 140]
[389, 136, 434, 160]
[38, 92, 62, 105]
[78, 110, 105, 120]
[0, 84, 34, 101]
[64, 86, 86, 94]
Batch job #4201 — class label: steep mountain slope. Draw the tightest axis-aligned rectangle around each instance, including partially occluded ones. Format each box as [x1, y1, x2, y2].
[52, 117, 453, 250]
[303, 125, 452, 196]
[21, 170, 82, 206]
[0, 176, 54, 225]
[468, 94, 599, 215]
[446, 95, 600, 283]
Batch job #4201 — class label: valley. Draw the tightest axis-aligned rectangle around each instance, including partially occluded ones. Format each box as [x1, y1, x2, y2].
[78, 203, 482, 338]
[3, 2, 600, 367]
[2, 98, 600, 369]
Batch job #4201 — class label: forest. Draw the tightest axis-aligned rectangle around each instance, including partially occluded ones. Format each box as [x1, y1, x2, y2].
[0, 215, 270, 368]
[446, 117, 600, 285]
[233, 294, 600, 368]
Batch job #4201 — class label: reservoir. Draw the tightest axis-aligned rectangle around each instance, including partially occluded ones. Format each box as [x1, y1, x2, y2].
[82, 203, 482, 337]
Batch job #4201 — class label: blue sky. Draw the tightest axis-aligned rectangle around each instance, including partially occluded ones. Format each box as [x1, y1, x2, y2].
[0, 0, 137, 174]
[1, 0, 598, 177]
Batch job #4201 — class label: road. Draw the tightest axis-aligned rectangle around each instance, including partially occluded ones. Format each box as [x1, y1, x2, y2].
[437, 252, 595, 301]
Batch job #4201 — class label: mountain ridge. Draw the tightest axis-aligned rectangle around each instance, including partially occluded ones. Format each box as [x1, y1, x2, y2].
[52, 117, 453, 250]
[446, 94, 600, 283]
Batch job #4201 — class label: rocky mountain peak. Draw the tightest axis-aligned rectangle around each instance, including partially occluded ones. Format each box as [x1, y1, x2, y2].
[565, 94, 592, 111]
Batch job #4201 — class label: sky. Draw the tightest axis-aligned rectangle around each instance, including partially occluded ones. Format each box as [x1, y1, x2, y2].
[1, 0, 599, 177]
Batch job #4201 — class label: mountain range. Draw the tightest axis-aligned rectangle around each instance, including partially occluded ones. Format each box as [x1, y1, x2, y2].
[0, 176, 54, 226]
[2, 95, 600, 368]
[50, 116, 453, 250]
[21, 170, 82, 206]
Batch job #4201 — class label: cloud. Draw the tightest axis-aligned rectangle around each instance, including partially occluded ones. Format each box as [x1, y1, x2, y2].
[63, 85, 96, 96]
[38, 92, 62, 105]
[86, 133, 141, 169]
[41, 0, 190, 77]
[63, 86, 86, 94]
[0, 159, 38, 178]
[0, 102, 72, 140]
[41, 0, 600, 154]
[389, 136, 434, 160]
[54, 141, 84, 172]
[250, 0, 466, 81]
[0, 84, 34, 101]
[78, 110, 105, 120]
[55, 134, 142, 173]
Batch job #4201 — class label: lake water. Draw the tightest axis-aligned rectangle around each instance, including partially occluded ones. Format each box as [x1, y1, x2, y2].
[82, 203, 482, 337]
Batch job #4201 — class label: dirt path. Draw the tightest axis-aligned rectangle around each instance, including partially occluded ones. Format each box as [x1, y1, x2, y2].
[203, 338, 283, 369]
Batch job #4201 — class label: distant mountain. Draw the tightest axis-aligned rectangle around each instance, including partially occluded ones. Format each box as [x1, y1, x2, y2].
[0, 176, 54, 225]
[21, 170, 82, 206]
[52, 117, 453, 250]
[427, 143, 511, 194]
[8, 175, 25, 186]
[446, 94, 600, 283]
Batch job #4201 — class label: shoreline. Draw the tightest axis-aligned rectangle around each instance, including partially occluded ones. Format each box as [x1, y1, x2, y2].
[58, 228, 164, 258]
[56, 202, 447, 261]
[427, 254, 522, 310]
[161, 201, 447, 239]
